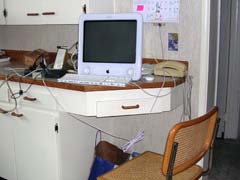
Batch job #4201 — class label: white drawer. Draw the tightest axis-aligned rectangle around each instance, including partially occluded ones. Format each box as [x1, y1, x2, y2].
[96, 98, 155, 117]
[95, 84, 184, 117]
[9, 83, 57, 110]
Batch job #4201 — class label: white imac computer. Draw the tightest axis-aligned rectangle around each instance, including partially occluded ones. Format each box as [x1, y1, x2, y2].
[78, 13, 143, 81]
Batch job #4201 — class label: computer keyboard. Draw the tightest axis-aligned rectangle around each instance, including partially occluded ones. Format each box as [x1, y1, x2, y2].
[58, 73, 131, 87]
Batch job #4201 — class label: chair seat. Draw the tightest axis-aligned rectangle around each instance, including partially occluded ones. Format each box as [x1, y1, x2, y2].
[97, 151, 202, 180]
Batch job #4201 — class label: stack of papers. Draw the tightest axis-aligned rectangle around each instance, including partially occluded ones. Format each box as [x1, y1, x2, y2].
[0, 57, 10, 63]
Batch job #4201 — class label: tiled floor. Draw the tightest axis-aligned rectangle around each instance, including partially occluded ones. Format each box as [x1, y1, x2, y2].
[208, 139, 240, 180]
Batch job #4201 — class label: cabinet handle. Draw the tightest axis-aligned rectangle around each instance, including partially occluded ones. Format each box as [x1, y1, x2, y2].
[42, 12, 55, 15]
[11, 112, 23, 117]
[23, 96, 37, 101]
[0, 108, 8, 114]
[27, 13, 40, 16]
[82, 4, 86, 14]
[121, 104, 140, 110]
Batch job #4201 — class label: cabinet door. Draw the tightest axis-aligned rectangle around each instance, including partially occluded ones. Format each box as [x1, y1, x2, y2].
[43, 0, 85, 24]
[0, 0, 5, 24]
[85, 0, 114, 14]
[5, 0, 44, 24]
[4, 0, 114, 24]
[44, 0, 114, 24]
[0, 108, 17, 180]
[12, 107, 59, 180]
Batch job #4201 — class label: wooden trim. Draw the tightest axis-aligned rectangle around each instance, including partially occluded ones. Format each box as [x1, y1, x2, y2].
[162, 106, 218, 175]
[0, 74, 185, 92]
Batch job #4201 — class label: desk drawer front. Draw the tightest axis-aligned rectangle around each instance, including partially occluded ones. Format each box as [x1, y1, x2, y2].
[19, 91, 56, 110]
[96, 98, 155, 117]
[9, 83, 57, 110]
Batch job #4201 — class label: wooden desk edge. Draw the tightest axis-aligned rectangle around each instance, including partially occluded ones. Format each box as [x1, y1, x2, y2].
[0, 74, 185, 92]
[1, 50, 187, 91]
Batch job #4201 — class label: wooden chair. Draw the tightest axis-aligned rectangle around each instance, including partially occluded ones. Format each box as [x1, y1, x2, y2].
[97, 106, 218, 180]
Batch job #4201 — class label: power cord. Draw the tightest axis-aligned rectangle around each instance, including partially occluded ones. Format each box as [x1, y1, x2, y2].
[180, 74, 193, 121]
[0, 69, 42, 113]
[129, 70, 177, 98]
[41, 78, 130, 142]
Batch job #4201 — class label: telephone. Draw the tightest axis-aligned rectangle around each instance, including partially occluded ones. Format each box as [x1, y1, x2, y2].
[154, 61, 187, 77]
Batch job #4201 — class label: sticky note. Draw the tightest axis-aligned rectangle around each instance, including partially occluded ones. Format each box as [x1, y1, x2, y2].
[137, 5, 144, 11]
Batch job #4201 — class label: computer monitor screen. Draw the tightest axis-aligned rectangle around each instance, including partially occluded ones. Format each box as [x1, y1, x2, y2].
[78, 13, 143, 81]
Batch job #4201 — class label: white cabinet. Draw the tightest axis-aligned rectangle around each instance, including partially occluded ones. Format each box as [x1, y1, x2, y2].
[44, 0, 84, 24]
[0, 108, 17, 180]
[4, 0, 115, 24]
[0, 103, 59, 180]
[5, 0, 45, 24]
[83, 0, 114, 14]
[0, 0, 5, 24]
[12, 106, 59, 180]
[0, 79, 60, 180]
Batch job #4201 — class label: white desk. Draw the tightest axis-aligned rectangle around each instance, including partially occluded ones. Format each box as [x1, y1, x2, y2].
[0, 77, 184, 180]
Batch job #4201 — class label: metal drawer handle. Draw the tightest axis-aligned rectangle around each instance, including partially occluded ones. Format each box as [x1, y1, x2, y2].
[23, 96, 37, 101]
[121, 104, 140, 110]
[11, 112, 23, 117]
[42, 12, 55, 15]
[27, 13, 39, 16]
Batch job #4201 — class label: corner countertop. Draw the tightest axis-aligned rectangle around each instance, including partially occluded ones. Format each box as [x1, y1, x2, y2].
[0, 50, 185, 92]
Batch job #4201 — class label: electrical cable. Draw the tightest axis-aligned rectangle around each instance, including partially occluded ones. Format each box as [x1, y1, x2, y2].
[0, 73, 15, 89]
[0, 75, 17, 112]
[70, 47, 78, 71]
[65, 42, 78, 71]
[3, 76, 18, 113]
[180, 74, 193, 121]
[130, 69, 177, 98]
[149, 74, 166, 113]
[41, 78, 130, 142]
[0, 69, 42, 112]
[158, 24, 165, 60]
[6, 69, 42, 99]
[4, 67, 42, 78]
[67, 42, 78, 52]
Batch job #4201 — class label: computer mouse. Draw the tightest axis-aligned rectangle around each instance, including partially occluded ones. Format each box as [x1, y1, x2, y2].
[142, 75, 154, 82]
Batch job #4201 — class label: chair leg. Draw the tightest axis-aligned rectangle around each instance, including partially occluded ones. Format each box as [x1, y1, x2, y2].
[202, 118, 220, 176]
[167, 142, 178, 180]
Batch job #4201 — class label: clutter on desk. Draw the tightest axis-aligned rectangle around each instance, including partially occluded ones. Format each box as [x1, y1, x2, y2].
[0, 50, 10, 63]
[23, 49, 50, 67]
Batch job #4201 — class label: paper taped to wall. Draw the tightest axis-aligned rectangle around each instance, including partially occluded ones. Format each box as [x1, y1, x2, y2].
[133, 0, 180, 23]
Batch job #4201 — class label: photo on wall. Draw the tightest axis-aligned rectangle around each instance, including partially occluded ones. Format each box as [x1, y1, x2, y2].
[168, 33, 178, 51]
